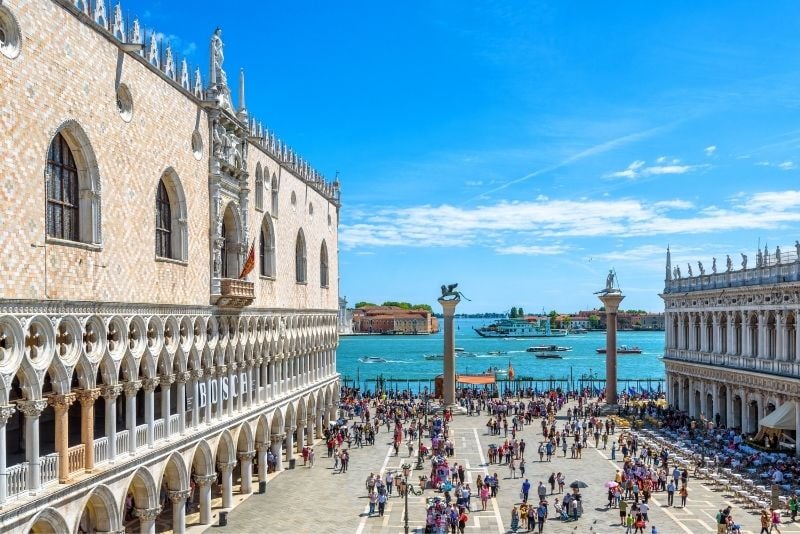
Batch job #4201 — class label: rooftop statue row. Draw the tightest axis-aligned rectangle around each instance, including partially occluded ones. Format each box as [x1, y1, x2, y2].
[69, 0, 340, 202]
[665, 241, 800, 281]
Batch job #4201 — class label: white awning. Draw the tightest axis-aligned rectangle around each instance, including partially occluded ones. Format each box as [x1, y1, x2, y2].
[759, 402, 796, 431]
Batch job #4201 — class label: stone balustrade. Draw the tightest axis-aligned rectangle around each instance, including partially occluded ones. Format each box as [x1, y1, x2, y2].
[40, 453, 59, 486]
[665, 260, 800, 294]
[67, 445, 85, 474]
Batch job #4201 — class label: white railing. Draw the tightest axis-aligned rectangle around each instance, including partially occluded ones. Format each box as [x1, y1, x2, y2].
[6, 462, 28, 500]
[67, 444, 85, 474]
[116, 429, 129, 454]
[94, 437, 109, 465]
[40, 453, 59, 486]
[135, 424, 147, 448]
[169, 413, 180, 435]
[153, 419, 165, 442]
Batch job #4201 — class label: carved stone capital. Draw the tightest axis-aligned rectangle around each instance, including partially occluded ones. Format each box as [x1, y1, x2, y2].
[237, 450, 256, 463]
[49, 392, 77, 410]
[255, 356, 264, 366]
[141, 377, 160, 392]
[229, 362, 238, 372]
[193, 474, 217, 487]
[271, 433, 286, 444]
[0, 405, 16, 424]
[191, 369, 204, 381]
[77, 388, 102, 405]
[169, 489, 191, 503]
[216, 365, 228, 377]
[160, 374, 176, 386]
[134, 507, 162, 521]
[101, 384, 123, 401]
[204, 367, 216, 379]
[217, 461, 237, 473]
[255, 441, 268, 452]
[175, 371, 192, 384]
[123, 380, 142, 397]
[17, 399, 48, 418]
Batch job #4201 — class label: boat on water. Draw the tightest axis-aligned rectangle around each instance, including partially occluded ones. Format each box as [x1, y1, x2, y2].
[596, 345, 643, 354]
[424, 354, 443, 360]
[473, 318, 568, 338]
[534, 353, 563, 359]
[526, 345, 571, 352]
[359, 356, 388, 363]
[570, 328, 589, 334]
[487, 350, 508, 355]
[483, 366, 508, 375]
[455, 347, 465, 352]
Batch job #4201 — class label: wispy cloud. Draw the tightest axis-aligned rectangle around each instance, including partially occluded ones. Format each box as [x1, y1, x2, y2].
[754, 160, 796, 170]
[340, 190, 800, 251]
[605, 160, 708, 180]
[704, 145, 717, 156]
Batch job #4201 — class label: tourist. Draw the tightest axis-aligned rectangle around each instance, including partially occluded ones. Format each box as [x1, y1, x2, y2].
[308, 447, 315, 467]
[521, 479, 531, 502]
[509, 458, 517, 479]
[457, 507, 469, 534]
[761, 510, 772, 534]
[480, 483, 489, 511]
[611, 441, 617, 460]
[619, 498, 628, 525]
[678, 485, 688, 507]
[536, 500, 548, 533]
[666, 480, 675, 506]
[368, 491, 377, 516]
[625, 511, 635, 534]
[771, 507, 783, 533]
[557, 472, 565, 494]
[537, 481, 546, 502]
[510, 505, 520, 533]
[790, 495, 798, 521]
[548, 472, 556, 494]
[520, 457, 526, 478]
[386, 471, 394, 496]
[377, 489, 387, 516]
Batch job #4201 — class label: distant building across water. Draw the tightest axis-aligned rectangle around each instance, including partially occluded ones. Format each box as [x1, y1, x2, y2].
[349, 305, 439, 335]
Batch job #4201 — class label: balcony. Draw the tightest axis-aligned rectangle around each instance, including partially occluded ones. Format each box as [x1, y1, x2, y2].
[215, 278, 255, 307]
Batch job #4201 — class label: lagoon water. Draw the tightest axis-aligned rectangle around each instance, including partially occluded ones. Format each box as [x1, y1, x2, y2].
[337, 318, 666, 385]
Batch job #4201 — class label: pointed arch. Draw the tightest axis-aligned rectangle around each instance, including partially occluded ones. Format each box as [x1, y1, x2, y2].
[259, 215, 276, 278]
[45, 120, 101, 244]
[120, 467, 158, 517]
[320, 240, 329, 288]
[216, 429, 236, 465]
[295, 229, 307, 283]
[270, 173, 279, 215]
[160, 451, 189, 491]
[254, 162, 264, 211]
[221, 202, 242, 278]
[29, 507, 70, 534]
[155, 168, 188, 261]
[191, 439, 214, 476]
[75, 484, 121, 534]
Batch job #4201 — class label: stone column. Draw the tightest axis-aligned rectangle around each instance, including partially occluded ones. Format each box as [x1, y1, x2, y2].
[712, 314, 721, 353]
[256, 442, 268, 484]
[169, 490, 190, 532]
[123, 380, 141, 454]
[598, 291, 625, 405]
[193, 474, 216, 525]
[306, 415, 314, 448]
[742, 392, 751, 433]
[160, 374, 174, 440]
[795, 400, 800, 456]
[727, 315, 736, 355]
[295, 417, 306, 453]
[218, 461, 235, 508]
[315, 410, 324, 439]
[255, 357, 264, 402]
[688, 379, 697, 417]
[176, 372, 189, 435]
[204, 368, 214, 424]
[438, 296, 461, 409]
[757, 311, 767, 358]
[284, 427, 295, 464]
[227, 363, 237, 416]
[51, 393, 77, 483]
[141, 378, 159, 448]
[238, 451, 255, 494]
[726, 391, 734, 430]
[17, 399, 47, 492]
[77, 388, 101, 471]
[270, 433, 285, 471]
[0, 405, 16, 504]
[699, 315, 708, 352]
[777, 311, 786, 360]
[101, 385, 121, 463]
[216, 366, 226, 419]
[134, 506, 161, 534]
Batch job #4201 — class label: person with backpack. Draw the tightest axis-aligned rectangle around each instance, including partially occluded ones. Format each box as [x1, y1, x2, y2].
[548, 472, 556, 494]
[458, 508, 469, 534]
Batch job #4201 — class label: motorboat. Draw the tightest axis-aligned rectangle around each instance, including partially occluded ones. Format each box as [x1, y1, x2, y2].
[424, 354, 443, 360]
[483, 366, 508, 375]
[487, 350, 507, 355]
[526, 345, 571, 352]
[358, 356, 388, 363]
[474, 319, 567, 338]
[596, 345, 642, 354]
[534, 353, 563, 359]
[455, 347, 465, 352]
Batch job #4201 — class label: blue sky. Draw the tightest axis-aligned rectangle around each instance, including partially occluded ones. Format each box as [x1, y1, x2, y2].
[128, 1, 800, 313]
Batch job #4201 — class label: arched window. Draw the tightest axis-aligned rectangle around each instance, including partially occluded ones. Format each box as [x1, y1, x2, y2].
[44, 122, 101, 244]
[46, 133, 79, 241]
[259, 217, 276, 277]
[254, 163, 264, 211]
[155, 180, 172, 258]
[270, 174, 279, 216]
[320, 240, 329, 288]
[220, 203, 242, 279]
[295, 229, 307, 283]
[154, 169, 188, 262]
[221, 221, 229, 278]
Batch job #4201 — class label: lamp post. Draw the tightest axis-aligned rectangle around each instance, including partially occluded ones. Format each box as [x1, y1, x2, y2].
[402, 462, 412, 534]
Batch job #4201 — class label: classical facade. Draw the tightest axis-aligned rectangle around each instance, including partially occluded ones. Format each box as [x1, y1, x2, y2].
[661, 244, 800, 454]
[0, 1, 340, 532]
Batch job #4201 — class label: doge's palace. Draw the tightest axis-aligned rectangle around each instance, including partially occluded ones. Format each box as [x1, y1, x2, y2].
[662, 244, 800, 455]
[0, 1, 341, 532]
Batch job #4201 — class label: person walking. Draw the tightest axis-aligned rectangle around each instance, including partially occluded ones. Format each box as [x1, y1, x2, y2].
[521, 479, 531, 503]
[510, 505, 520, 533]
[619, 498, 628, 525]
[378, 491, 387, 516]
[537, 481, 547, 503]
[760, 510, 772, 534]
[678, 485, 688, 508]
[771, 507, 783, 533]
[790, 495, 798, 522]
[536, 500, 547, 534]
[548, 472, 556, 494]
[666, 480, 675, 507]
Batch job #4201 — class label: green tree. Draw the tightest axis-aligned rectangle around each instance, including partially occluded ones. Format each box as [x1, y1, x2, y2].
[589, 314, 600, 328]
[510, 306, 518, 318]
[549, 310, 558, 326]
[355, 301, 376, 308]
[414, 304, 433, 312]
[518, 307, 524, 317]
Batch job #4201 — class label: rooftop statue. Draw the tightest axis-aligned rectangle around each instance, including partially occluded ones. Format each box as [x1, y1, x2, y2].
[796, 240, 800, 261]
[711, 257, 717, 274]
[726, 255, 732, 272]
[676, 266, 682, 278]
[776, 246, 782, 264]
[756, 249, 763, 268]
[687, 263, 693, 277]
[741, 253, 747, 270]
[698, 261, 705, 276]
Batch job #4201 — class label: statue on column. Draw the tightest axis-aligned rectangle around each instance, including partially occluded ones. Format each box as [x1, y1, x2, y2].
[210, 28, 232, 111]
[595, 269, 621, 294]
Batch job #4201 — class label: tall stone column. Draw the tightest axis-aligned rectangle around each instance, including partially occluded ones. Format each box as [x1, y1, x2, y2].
[226, 363, 236, 416]
[169, 490, 190, 532]
[176, 372, 189, 435]
[190, 370, 202, 428]
[438, 295, 461, 409]
[204, 368, 214, 424]
[726, 391, 734, 429]
[160, 374, 174, 440]
[123, 380, 141, 454]
[238, 451, 255, 494]
[271, 433, 285, 471]
[0, 405, 16, 504]
[141, 378, 159, 448]
[51, 393, 77, 483]
[256, 442, 268, 484]
[218, 461, 235, 508]
[216, 366, 226, 419]
[78, 388, 101, 471]
[193, 474, 216, 525]
[17, 399, 47, 492]
[102, 385, 121, 463]
[284, 426, 295, 464]
[598, 291, 625, 406]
